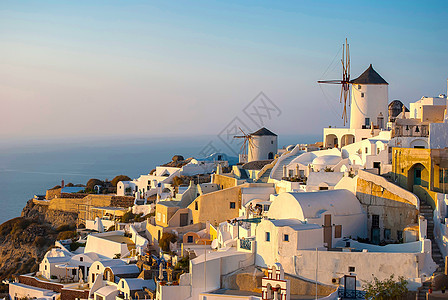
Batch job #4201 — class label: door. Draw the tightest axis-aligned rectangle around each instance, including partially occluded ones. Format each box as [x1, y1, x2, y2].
[373, 162, 381, 174]
[180, 213, 188, 227]
[371, 214, 380, 244]
[323, 214, 332, 249]
[414, 168, 422, 185]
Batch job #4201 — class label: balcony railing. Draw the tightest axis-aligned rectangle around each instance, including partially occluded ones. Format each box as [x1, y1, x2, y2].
[240, 239, 251, 250]
[337, 288, 366, 299]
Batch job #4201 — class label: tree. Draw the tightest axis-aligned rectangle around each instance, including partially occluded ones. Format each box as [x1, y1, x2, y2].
[86, 178, 104, 192]
[111, 175, 131, 187]
[363, 275, 408, 300]
[159, 232, 177, 252]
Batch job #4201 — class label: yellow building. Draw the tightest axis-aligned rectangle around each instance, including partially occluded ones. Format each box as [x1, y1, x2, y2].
[392, 147, 448, 208]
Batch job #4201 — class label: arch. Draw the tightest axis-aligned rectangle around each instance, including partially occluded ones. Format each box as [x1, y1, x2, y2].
[268, 152, 274, 159]
[407, 163, 429, 190]
[410, 139, 428, 149]
[341, 134, 355, 147]
[325, 134, 338, 148]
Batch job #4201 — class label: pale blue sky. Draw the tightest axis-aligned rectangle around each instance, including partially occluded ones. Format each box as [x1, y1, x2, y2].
[1, 0, 447, 140]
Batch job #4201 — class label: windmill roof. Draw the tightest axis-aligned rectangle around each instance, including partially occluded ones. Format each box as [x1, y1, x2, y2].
[351, 64, 388, 85]
[251, 127, 277, 136]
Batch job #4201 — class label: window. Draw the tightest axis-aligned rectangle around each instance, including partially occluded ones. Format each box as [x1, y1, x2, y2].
[365, 118, 370, 127]
[271, 141, 274, 144]
[361, 92, 365, 98]
[319, 186, 329, 190]
[97, 265, 100, 270]
[80, 257, 83, 262]
[45, 265, 47, 270]
[348, 266, 355, 272]
[230, 202, 236, 209]
[335, 225, 342, 238]
[377, 148, 380, 155]
[384, 229, 391, 240]
[195, 201, 198, 210]
[266, 232, 270, 242]
[122, 281, 124, 288]
[440, 169, 448, 183]
[187, 235, 193, 243]
[372, 215, 379, 228]
[283, 234, 289, 242]
[365, 147, 368, 154]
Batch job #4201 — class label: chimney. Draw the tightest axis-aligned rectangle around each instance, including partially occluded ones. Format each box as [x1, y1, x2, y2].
[61, 180, 65, 188]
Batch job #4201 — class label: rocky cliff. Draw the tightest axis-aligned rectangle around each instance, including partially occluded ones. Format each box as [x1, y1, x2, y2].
[0, 200, 77, 284]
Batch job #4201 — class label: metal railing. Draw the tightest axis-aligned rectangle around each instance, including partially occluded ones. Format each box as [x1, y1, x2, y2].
[240, 239, 251, 250]
[338, 288, 366, 299]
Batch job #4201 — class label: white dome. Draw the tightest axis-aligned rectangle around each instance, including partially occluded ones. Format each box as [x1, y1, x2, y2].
[312, 155, 341, 166]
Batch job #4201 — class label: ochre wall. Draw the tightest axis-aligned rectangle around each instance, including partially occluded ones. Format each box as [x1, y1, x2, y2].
[189, 185, 242, 225]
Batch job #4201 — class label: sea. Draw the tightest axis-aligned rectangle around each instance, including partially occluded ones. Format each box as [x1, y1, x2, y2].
[0, 134, 319, 225]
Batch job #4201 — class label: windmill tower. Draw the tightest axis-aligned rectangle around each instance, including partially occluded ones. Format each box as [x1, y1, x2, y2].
[234, 127, 277, 163]
[350, 64, 388, 129]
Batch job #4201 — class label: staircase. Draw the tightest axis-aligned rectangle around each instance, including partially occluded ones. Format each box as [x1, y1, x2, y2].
[270, 153, 302, 180]
[417, 202, 445, 300]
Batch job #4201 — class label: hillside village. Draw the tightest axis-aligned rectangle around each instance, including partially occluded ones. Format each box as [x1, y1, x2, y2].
[5, 66, 448, 300]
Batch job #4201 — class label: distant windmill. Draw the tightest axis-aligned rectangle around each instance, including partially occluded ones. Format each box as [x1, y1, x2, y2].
[233, 127, 257, 163]
[318, 38, 351, 125]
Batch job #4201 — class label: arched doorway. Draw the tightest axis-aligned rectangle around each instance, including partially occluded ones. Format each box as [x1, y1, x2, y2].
[407, 163, 429, 190]
[325, 134, 338, 148]
[341, 134, 355, 147]
[268, 152, 274, 159]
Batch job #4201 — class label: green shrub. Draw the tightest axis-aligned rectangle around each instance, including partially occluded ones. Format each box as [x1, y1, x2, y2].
[56, 224, 75, 232]
[111, 175, 131, 187]
[175, 256, 190, 270]
[70, 242, 85, 251]
[363, 275, 408, 299]
[85, 178, 104, 192]
[159, 232, 177, 252]
[57, 230, 77, 240]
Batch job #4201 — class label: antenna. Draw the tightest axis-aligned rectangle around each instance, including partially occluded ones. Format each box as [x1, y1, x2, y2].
[318, 38, 351, 125]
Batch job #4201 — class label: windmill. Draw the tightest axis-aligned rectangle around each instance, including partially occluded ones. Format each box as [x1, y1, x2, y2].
[233, 128, 257, 163]
[318, 38, 351, 125]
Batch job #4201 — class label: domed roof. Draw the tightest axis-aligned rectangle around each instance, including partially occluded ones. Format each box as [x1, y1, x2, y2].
[312, 155, 341, 166]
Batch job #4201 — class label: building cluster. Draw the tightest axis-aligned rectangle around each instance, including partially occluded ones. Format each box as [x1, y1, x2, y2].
[7, 65, 448, 300]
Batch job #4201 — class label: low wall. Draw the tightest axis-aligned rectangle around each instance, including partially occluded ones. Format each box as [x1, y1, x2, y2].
[18, 275, 90, 300]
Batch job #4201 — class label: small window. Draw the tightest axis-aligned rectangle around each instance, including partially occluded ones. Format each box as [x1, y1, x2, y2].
[384, 229, 391, 240]
[80, 257, 83, 262]
[45, 265, 47, 270]
[266, 232, 270, 242]
[365, 118, 370, 126]
[97, 265, 100, 270]
[319, 186, 329, 190]
[187, 235, 193, 243]
[365, 147, 368, 154]
[271, 141, 273, 144]
[361, 92, 365, 98]
[230, 202, 236, 209]
[122, 281, 124, 288]
[348, 266, 355, 272]
[195, 201, 198, 210]
[440, 170, 448, 183]
[283, 234, 289, 242]
[335, 225, 342, 238]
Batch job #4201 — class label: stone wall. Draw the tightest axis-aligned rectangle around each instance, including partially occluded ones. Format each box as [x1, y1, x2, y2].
[45, 188, 61, 200]
[356, 170, 419, 242]
[110, 196, 135, 208]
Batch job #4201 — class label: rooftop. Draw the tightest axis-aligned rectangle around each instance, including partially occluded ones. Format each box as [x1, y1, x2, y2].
[351, 64, 388, 85]
[251, 127, 277, 136]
